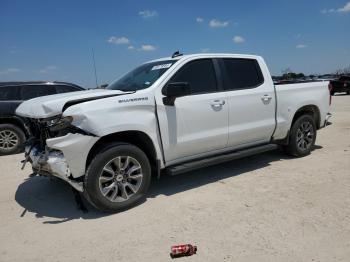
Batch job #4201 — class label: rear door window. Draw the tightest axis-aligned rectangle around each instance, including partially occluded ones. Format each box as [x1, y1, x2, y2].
[55, 85, 81, 93]
[20, 85, 57, 100]
[0, 86, 21, 101]
[170, 59, 218, 95]
[222, 58, 264, 90]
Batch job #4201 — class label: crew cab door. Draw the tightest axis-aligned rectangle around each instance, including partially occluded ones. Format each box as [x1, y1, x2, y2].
[219, 58, 276, 147]
[156, 59, 228, 163]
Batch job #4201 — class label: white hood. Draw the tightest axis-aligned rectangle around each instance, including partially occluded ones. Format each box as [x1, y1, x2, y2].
[15, 89, 128, 118]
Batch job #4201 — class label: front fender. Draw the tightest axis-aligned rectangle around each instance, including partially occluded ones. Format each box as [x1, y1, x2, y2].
[62, 94, 164, 167]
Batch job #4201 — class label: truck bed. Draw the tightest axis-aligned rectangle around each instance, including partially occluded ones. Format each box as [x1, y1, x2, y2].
[273, 81, 330, 140]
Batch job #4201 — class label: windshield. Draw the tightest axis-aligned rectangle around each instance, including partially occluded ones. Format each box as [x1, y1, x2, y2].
[107, 60, 177, 91]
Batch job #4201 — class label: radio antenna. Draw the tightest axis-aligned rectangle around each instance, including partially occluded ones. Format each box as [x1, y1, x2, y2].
[92, 48, 99, 88]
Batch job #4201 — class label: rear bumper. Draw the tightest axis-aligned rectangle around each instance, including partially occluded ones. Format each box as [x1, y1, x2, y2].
[323, 113, 332, 127]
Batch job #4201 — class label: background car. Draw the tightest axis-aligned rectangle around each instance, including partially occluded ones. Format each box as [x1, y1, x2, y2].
[330, 76, 350, 95]
[0, 81, 84, 155]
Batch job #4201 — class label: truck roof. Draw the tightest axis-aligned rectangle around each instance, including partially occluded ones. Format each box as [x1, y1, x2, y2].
[148, 53, 262, 63]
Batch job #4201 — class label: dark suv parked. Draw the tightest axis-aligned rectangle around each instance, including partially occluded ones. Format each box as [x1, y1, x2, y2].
[0, 81, 84, 155]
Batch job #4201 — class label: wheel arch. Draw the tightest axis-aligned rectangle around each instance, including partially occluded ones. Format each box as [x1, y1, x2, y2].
[86, 130, 159, 175]
[273, 104, 321, 145]
[291, 104, 321, 129]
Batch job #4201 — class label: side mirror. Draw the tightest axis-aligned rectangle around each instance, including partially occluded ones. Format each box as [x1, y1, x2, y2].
[162, 82, 190, 105]
[162, 82, 190, 97]
[99, 83, 108, 89]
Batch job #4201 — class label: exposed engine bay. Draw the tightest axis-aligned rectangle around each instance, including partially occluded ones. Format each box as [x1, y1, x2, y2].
[24, 115, 87, 148]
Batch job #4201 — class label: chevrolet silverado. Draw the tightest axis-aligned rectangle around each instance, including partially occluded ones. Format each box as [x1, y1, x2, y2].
[16, 53, 332, 212]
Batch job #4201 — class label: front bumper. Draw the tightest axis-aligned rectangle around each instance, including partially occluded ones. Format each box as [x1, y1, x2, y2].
[26, 146, 84, 191]
[25, 133, 99, 191]
[46, 133, 99, 178]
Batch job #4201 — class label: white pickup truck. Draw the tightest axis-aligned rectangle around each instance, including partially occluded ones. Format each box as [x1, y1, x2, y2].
[16, 53, 332, 212]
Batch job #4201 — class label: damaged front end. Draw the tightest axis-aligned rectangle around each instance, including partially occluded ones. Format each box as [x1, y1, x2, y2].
[22, 116, 99, 192]
[24, 146, 83, 191]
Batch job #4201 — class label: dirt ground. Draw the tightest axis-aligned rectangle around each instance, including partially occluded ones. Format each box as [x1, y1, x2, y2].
[0, 95, 349, 262]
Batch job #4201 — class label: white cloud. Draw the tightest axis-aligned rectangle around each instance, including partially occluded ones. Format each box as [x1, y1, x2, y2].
[6, 68, 20, 73]
[108, 36, 130, 45]
[0, 68, 21, 74]
[209, 19, 229, 28]
[296, 44, 307, 48]
[138, 10, 158, 18]
[321, 2, 350, 14]
[321, 8, 335, 14]
[233, 36, 245, 43]
[127, 45, 135, 50]
[338, 2, 350, 12]
[196, 17, 204, 23]
[39, 65, 58, 73]
[138, 45, 156, 51]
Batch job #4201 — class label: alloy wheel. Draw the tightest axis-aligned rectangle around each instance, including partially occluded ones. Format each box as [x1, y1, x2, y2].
[296, 121, 314, 151]
[98, 156, 143, 202]
[0, 130, 19, 150]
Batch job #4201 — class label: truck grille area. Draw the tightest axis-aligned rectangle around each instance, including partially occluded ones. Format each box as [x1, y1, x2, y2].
[24, 117, 87, 150]
[25, 118, 52, 150]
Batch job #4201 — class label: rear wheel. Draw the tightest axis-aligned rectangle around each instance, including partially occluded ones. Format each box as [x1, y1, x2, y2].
[0, 124, 25, 155]
[84, 143, 152, 212]
[284, 115, 316, 157]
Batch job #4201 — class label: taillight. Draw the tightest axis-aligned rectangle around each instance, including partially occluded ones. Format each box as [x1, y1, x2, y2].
[328, 82, 333, 105]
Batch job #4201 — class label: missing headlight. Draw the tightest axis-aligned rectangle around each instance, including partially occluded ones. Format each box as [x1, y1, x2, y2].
[48, 116, 73, 132]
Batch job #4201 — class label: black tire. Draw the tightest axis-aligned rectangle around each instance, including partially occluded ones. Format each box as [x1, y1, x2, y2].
[0, 124, 26, 155]
[283, 115, 317, 157]
[330, 91, 335, 96]
[84, 143, 152, 212]
[346, 90, 350, 95]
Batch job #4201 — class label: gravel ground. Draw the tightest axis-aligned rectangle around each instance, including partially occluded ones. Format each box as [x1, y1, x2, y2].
[0, 95, 349, 262]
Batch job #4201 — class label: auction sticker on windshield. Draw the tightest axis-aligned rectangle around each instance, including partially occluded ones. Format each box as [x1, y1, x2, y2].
[151, 63, 172, 70]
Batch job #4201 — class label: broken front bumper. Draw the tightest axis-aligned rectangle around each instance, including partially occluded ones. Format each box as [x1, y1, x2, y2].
[25, 133, 99, 192]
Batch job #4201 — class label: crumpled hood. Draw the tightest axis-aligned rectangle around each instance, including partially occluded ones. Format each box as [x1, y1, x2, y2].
[15, 89, 129, 118]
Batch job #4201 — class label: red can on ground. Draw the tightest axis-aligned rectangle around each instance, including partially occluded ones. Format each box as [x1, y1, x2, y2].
[170, 244, 197, 258]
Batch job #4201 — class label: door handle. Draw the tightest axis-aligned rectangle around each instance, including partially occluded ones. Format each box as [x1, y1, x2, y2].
[210, 100, 225, 111]
[261, 95, 272, 104]
[210, 100, 225, 106]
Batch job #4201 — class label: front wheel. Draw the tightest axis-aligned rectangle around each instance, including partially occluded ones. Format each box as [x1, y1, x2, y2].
[84, 143, 152, 212]
[283, 115, 316, 157]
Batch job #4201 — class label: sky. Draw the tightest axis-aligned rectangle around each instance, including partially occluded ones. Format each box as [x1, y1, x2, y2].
[0, 0, 349, 88]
